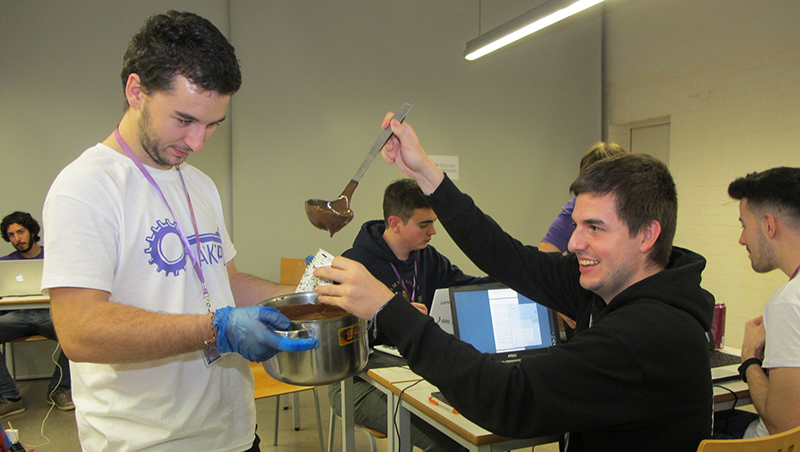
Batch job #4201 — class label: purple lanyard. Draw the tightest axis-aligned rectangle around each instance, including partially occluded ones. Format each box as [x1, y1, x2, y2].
[114, 129, 212, 310]
[390, 261, 417, 303]
[791, 264, 800, 281]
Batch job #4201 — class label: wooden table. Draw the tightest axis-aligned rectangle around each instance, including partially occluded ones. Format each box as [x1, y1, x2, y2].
[365, 367, 559, 452]
[362, 367, 421, 452]
[0, 294, 49, 311]
[366, 366, 753, 452]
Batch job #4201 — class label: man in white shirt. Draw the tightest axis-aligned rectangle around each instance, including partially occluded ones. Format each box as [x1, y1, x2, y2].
[42, 11, 316, 451]
[722, 167, 800, 438]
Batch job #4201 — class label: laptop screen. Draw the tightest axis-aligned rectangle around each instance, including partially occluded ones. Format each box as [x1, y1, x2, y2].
[449, 283, 560, 361]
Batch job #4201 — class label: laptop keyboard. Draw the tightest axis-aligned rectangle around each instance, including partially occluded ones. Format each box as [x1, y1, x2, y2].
[710, 349, 741, 368]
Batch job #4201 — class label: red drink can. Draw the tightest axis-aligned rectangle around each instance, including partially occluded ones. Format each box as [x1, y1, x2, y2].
[711, 303, 726, 349]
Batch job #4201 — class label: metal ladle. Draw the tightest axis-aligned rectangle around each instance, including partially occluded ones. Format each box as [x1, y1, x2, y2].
[305, 102, 413, 236]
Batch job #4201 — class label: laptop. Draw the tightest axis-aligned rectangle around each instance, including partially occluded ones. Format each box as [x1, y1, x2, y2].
[708, 332, 741, 382]
[374, 288, 455, 358]
[429, 288, 454, 334]
[449, 283, 561, 362]
[0, 259, 44, 297]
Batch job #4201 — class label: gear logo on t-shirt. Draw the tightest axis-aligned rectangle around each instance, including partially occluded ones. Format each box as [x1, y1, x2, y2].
[144, 219, 225, 276]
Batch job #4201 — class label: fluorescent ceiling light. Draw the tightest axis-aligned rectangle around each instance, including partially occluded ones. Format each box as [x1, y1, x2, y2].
[464, 0, 605, 61]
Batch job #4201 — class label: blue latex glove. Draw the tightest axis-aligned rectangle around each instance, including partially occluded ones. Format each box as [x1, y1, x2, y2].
[214, 305, 319, 362]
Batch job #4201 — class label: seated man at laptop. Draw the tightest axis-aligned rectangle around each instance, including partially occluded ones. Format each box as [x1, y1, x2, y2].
[328, 178, 491, 452]
[315, 115, 716, 452]
[719, 167, 800, 438]
[0, 211, 73, 418]
[2, 211, 44, 261]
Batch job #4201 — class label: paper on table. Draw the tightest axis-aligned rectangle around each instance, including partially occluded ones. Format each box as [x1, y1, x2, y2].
[371, 366, 421, 383]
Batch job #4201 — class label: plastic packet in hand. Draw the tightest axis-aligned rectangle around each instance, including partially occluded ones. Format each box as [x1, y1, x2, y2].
[295, 249, 335, 292]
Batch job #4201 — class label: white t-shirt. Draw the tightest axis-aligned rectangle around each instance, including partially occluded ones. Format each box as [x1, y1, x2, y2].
[744, 274, 800, 438]
[42, 144, 255, 452]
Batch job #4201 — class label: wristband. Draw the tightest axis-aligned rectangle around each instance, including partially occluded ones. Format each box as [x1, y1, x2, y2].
[738, 357, 762, 383]
[370, 299, 391, 341]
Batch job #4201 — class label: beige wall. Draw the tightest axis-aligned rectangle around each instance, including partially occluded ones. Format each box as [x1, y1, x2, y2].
[604, 0, 800, 348]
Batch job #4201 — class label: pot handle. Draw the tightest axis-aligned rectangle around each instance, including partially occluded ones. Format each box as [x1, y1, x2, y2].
[274, 327, 315, 340]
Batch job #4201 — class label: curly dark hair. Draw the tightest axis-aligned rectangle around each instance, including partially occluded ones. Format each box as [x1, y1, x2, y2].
[121, 10, 242, 108]
[1, 211, 41, 243]
[570, 154, 677, 268]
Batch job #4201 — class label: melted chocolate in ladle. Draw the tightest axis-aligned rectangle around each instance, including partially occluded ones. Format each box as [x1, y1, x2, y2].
[305, 102, 413, 237]
[305, 181, 357, 237]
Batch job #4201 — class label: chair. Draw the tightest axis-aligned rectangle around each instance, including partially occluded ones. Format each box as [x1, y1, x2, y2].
[696, 424, 800, 451]
[250, 361, 324, 451]
[327, 405, 387, 452]
[1, 334, 50, 379]
[280, 257, 306, 290]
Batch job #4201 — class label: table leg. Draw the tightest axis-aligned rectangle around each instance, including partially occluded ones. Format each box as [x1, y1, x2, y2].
[387, 391, 411, 452]
[339, 377, 355, 452]
[385, 390, 398, 452]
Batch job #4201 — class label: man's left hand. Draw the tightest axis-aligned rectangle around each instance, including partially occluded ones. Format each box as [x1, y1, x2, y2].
[411, 302, 428, 315]
[742, 315, 766, 361]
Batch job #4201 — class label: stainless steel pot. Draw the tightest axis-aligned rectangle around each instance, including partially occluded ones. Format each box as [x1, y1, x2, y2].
[259, 292, 368, 385]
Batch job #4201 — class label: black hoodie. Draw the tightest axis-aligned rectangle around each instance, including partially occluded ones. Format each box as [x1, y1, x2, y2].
[376, 176, 716, 452]
[343, 219, 492, 346]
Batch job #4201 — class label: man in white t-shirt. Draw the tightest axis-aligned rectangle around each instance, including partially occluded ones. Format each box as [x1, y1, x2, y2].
[719, 167, 800, 438]
[42, 11, 317, 452]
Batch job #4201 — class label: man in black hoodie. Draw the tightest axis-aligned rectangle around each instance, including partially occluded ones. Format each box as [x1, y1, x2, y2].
[329, 178, 491, 452]
[315, 115, 716, 452]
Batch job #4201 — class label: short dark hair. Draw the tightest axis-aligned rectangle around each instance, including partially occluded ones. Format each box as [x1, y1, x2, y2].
[728, 167, 800, 225]
[1, 211, 41, 243]
[121, 10, 242, 108]
[383, 179, 431, 225]
[579, 142, 627, 174]
[570, 154, 677, 268]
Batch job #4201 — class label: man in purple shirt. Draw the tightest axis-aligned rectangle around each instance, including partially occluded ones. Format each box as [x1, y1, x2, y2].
[0, 212, 73, 418]
[1, 211, 44, 260]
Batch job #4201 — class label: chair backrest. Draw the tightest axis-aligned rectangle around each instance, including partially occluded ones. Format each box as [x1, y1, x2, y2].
[697, 424, 800, 452]
[280, 258, 306, 286]
[248, 361, 313, 398]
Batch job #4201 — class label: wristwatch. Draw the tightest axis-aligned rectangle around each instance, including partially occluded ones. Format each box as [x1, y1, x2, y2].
[738, 357, 763, 383]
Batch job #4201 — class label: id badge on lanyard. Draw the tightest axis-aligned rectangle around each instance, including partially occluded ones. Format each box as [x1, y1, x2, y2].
[115, 129, 222, 367]
[203, 333, 222, 366]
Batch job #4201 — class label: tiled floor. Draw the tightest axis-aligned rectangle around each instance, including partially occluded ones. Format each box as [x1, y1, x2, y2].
[5, 378, 557, 452]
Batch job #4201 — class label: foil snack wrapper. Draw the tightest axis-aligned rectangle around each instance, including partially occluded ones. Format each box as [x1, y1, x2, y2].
[296, 249, 335, 293]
